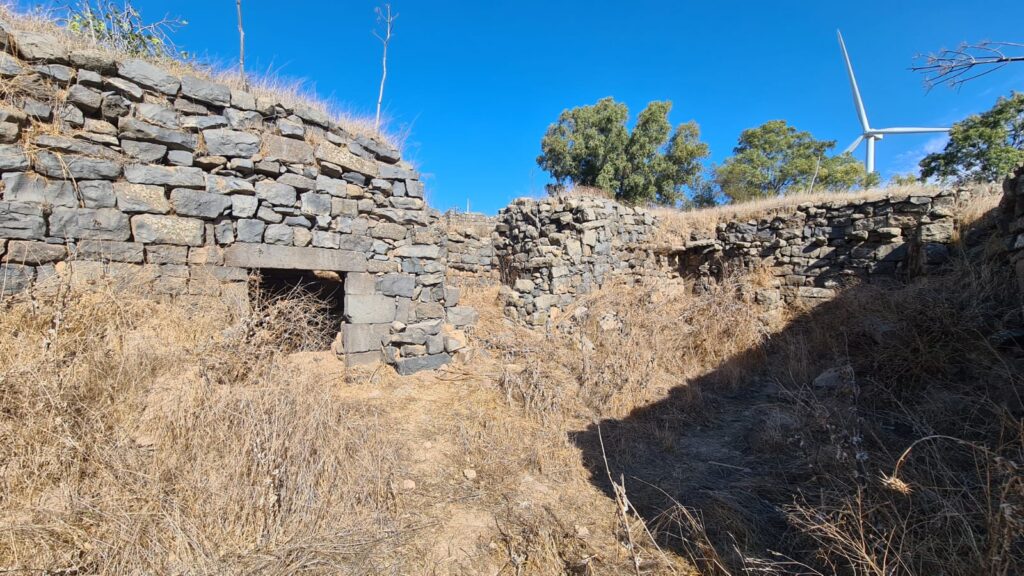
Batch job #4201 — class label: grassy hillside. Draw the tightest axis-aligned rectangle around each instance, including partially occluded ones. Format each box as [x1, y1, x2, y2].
[1, 189, 1019, 575]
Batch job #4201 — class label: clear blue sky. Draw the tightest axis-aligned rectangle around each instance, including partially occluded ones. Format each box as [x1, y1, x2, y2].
[27, 1, 1024, 214]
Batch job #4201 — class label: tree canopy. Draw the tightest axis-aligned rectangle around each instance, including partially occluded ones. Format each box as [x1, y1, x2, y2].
[919, 92, 1024, 184]
[714, 120, 872, 203]
[537, 97, 709, 205]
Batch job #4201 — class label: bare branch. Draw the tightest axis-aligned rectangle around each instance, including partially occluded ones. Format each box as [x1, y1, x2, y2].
[373, 4, 398, 135]
[236, 0, 247, 90]
[912, 40, 1024, 90]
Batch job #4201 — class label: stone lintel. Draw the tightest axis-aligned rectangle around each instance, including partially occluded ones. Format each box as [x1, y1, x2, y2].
[223, 243, 367, 272]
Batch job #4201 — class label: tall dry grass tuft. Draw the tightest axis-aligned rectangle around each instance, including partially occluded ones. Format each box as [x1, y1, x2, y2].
[767, 252, 1024, 576]
[0, 280, 422, 574]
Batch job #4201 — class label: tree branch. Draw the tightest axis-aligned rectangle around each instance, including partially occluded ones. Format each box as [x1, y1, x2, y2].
[912, 41, 1024, 90]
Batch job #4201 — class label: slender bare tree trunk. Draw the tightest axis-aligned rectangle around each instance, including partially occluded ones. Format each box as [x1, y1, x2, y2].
[236, 0, 247, 90]
[374, 4, 396, 134]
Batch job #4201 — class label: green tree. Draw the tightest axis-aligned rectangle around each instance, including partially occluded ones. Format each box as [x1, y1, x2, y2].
[888, 172, 920, 187]
[919, 92, 1024, 183]
[537, 97, 709, 205]
[714, 120, 869, 203]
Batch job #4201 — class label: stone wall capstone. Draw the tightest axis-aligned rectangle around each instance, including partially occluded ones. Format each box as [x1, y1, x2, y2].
[0, 23, 474, 373]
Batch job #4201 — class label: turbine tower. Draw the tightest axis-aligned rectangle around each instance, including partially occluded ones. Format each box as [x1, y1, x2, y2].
[837, 30, 949, 174]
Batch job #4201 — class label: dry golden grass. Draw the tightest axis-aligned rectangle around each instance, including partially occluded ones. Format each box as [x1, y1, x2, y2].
[0, 3, 396, 148]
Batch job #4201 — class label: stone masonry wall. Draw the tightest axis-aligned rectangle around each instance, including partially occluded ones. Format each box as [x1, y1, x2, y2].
[998, 165, 1024, 290]
[442, 210, 497, 278]
[658, 189, 960, 305]
[0, 23, 474, 374]
[493, 196, 657, 326]
[489, 190, 961, 326]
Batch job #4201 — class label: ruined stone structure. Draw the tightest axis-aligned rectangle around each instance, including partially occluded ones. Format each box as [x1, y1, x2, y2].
[659, 189, 960, 305]
[485, 190, 960, 325]
[0, 25, 473, 373]
[493, 196, 658, 325]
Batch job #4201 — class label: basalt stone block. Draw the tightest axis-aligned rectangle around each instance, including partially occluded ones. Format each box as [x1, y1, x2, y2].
[67, 84, 102, 112]
[114, 182, 170, 214]
[0, 263, 34, 295]
[104, 76, 143, 101]
[224, 243, 367, 272]
[379, 273, 415, 298]
[121, 140, 167, 163]
[2, 172, 76, 207]
[0, 144, 27, 171]
[394, 352, 451, 375]
[2, 240, 65, 264]
[101, 94, 131, 118]
[117, 59, 180, 95]
[300, 192, 332, 216]
[370, 222, 407, 240]
[78, 180, 116, 208]
[256, 205, 283, 223]
[145, 244, 188, 264]
[225, 109, 263, 129]
[180, 75, 230, 106]
[231, 89, 257, 111]
[263, 133, 314, 165]
[34, 151, 121, 180]
[130, 214, 204, 246]
[75, 240, 145, 263]
[0, 53, 24, 77]
[394, 244, 441, 258]
[69, 49, 116, 74]
[120, 118, 196, 150]
[167, 150, 193, 166]
[203, 129, 260, 158]
[255, 181, 297, 206]
[13, 31, 67, 62]
[135, 103, 180, 127]
[263, 223, 294, 245]
[292, 103, 330, 128]
[182, 115, 228, 131]
[235, 218, 265, 243]
[278, 173, 315, 191]
[345, 294, 396, 324]
[125, 165, 205, 188]
[170, 189, 233, 219]
[314, 142, 378, 177]
[340, 323, 391, 354]
[50, 207, 130, 241]
[206, 174, 254, 195]
[231, 195, 258, 218]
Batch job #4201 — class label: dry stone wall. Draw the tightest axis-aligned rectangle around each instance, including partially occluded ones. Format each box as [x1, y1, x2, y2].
[487, 190, 961, 326]
[0, 23, 474, 374]
[998, 165, 1024, 289]
[660, 190, 960, 305]
[493, 196, 658, 325]
[442, 211, 497, 278]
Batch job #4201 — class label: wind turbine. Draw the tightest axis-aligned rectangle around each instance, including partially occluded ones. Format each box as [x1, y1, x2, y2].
[837, 30, 949, 174]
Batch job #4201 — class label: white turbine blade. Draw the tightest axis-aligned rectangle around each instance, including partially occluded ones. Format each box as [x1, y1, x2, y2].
[843, 135, 864, 155]
[837, 30, 870, 132]
[872, 127, 951, 134]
